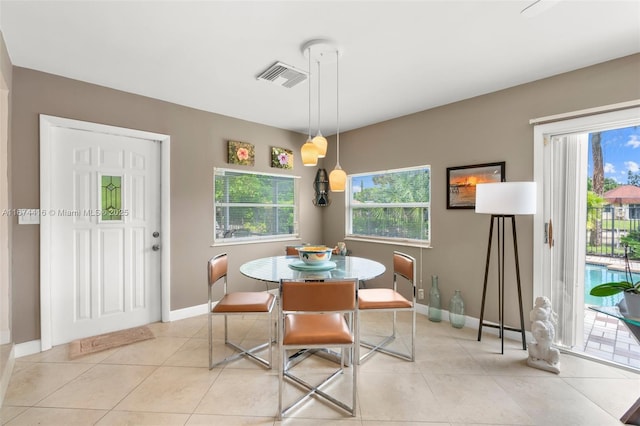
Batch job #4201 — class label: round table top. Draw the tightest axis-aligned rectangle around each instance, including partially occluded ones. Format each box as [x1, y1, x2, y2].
[240, 255, 386, 283]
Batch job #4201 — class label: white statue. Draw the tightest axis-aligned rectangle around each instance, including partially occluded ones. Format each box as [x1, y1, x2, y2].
[527, 296, 560, 374]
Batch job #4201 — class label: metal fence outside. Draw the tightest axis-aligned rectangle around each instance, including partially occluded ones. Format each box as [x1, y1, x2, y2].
[587, 205, 640, 259]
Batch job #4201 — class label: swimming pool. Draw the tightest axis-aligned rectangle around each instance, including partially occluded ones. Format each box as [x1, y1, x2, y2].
[584, 263, 640, 306]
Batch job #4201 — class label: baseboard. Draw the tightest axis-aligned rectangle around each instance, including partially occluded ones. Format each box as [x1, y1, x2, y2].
[0, 329, 10, 345]
[416, 302, 532, 343]
[0, 343, 14, 407]
[168, 303, 208, 322]
[14, 339, 41, 358]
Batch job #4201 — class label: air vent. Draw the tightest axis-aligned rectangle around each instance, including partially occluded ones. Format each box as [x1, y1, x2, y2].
[257, 61, 307, 88]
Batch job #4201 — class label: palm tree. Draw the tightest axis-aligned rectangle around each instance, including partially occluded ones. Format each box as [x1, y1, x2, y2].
[591, 132, 604, 246]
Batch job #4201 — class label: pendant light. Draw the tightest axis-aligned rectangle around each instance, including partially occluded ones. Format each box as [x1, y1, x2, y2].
[311, 59, 328, 158]
[329, 49, 347, 192]
[301, 44, 319, 166]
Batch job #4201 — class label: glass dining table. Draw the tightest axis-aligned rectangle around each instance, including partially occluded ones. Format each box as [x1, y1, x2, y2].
[239, 254, 386, 285]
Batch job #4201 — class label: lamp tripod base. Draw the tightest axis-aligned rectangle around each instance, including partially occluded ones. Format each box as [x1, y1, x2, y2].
[477, 215, 527, 354]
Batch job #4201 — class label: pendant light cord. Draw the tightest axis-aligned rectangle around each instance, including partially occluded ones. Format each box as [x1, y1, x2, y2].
[317, 60, 321, 134]
[336, 49, 340, 167]
[308, 47, 312, 139]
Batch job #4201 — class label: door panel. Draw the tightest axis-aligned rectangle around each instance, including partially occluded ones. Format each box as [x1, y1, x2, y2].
[50, 126, 160, 345]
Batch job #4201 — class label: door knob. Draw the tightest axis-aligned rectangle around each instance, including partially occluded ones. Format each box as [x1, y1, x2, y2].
[152, 244, 161, 251]
[153, 231, 160, 238]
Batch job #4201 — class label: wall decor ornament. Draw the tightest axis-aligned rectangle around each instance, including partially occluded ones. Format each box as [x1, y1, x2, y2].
[228, 140, 255, 166]
[313, 168, 330, 206]
[446, 162, 505, 209]
[271, 147, 293, 169]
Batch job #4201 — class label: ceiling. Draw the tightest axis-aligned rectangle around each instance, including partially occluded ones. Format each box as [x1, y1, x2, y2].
[1, 1, 639, 135]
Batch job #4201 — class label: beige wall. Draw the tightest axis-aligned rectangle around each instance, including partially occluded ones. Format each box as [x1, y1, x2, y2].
[321, 53, 640, 325]
[9, 53, 640, 345]
[10, 68, 323, 343]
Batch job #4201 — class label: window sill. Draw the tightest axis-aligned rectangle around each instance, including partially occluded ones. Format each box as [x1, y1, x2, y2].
[211, 236, 300, 247]
[345, 236, 432, 249]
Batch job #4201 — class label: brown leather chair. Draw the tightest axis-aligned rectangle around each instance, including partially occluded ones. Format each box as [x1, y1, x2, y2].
[208, 253, 276, 369]
[285, 245, 300, 256]
[278, 278, 358, 419]
[357, 251, 416, 363]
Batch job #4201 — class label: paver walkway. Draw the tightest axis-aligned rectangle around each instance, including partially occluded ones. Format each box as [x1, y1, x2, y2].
[582, 307, 640, 369]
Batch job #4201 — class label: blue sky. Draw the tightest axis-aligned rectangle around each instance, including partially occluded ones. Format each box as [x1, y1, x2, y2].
[588, 125, 640, 184]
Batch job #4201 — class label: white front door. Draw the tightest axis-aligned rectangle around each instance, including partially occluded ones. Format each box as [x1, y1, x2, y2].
[41, 117, 164, 346]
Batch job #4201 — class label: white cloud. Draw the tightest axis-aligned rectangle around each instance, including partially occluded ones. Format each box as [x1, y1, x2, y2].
[626, 134, 640, 149]
[625, 161, 639, 173]
[604, 162, 616, 173]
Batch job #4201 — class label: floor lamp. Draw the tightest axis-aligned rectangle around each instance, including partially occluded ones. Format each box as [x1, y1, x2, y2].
[475, 182, 536, 354]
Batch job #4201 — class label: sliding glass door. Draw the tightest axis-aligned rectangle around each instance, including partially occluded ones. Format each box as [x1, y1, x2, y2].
[533, 106, 640, 354]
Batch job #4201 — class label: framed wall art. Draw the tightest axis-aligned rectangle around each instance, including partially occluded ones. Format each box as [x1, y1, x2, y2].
[271, 147, 293, 169]
[446, 161, 505, 209]
[228, 140, 255, 166]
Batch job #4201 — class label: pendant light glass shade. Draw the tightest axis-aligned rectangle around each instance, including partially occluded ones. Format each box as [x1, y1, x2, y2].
[311, 133, 327, 158]
[301, 138, 319, 166]
[329, 165, 346, 192]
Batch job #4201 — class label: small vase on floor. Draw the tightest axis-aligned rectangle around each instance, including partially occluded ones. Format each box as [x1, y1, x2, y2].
[428, 275, 441, 322]
[449, 290, 465, 329]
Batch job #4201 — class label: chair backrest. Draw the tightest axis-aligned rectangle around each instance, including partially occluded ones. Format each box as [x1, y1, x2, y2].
[393, 251, 416, 285]
[280, 279, 357, 312]
[208, 253, 228, 287]
[285, 246, 300, 256]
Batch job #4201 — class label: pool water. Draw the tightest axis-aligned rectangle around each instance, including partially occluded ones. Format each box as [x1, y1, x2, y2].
[584, 263, 640, 307]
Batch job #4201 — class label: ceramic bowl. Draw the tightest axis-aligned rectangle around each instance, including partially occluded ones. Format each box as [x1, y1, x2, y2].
[297, 246, 333, 265]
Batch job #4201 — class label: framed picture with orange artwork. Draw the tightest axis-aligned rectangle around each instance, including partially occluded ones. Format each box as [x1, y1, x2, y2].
[446, 162, 505, 209]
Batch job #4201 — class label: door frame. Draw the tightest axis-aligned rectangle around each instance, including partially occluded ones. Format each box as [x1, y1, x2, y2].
[39, 115, 171, 351]
[532, 103, 640, 348]
[0, 69, 9, 346]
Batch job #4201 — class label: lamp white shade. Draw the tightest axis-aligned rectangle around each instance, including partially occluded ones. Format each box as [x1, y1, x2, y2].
[475, 182, 537, 215]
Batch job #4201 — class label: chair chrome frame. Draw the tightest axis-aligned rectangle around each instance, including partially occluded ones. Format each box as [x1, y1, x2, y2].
[278, 278, 359, 419]
[358, 251, 416, 364]
[208, 253, 276, 369]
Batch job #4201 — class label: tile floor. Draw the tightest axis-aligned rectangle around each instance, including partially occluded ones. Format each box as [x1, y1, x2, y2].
[2, 312, 640, 425]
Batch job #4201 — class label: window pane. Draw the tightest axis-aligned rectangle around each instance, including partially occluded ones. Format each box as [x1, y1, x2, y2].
[214, 168, 297, 242]
[351, 168, 429, 204]
[101, 175, 122, 221]
[351, 206, 429, 240]
[348, 166, 430, 244]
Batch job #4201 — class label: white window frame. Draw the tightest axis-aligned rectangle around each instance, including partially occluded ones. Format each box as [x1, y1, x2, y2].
[346, 165, 431, 247]
[213, 167, 300, 246]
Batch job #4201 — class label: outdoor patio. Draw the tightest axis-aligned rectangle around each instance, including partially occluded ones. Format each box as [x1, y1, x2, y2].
[582, 307, 640, 370]
[580, 254, 640, 370]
